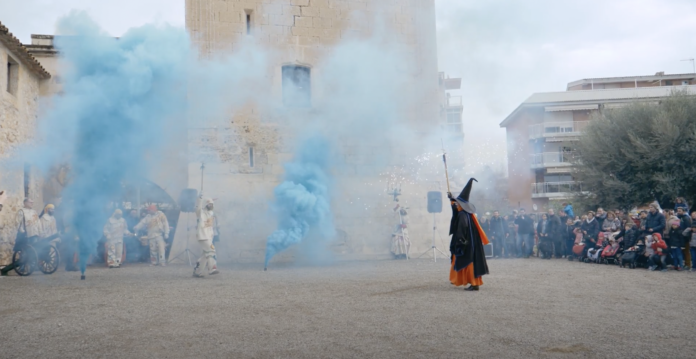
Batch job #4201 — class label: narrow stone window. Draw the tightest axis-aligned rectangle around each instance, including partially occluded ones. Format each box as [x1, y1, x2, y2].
[282, 65, 311, 108]
[6, 57, 19, 95]
[249, 147, 255, 168]
[23, 163, 30, 198]
[245, 10, 253, 35]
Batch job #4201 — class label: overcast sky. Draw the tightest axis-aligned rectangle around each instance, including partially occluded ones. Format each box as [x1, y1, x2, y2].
[3, 0, 696, 168]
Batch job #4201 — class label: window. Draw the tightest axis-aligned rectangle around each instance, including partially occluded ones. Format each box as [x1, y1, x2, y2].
[249, 147, 254, 168]
[23, 163, 30, 198]
[245, 10, 253, 35]
[6, 57, 19, 95]
[666, 80, 673, 86]
[282, 65, 311, 108]
[683, 80, 690, 86]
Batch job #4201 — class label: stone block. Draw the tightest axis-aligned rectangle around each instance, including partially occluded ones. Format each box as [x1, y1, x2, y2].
[270, 14, 295, 26]
[257, 3, 283, 15]
[294, 16, 314, 28]
[313, 16, 332, 28]
[282, 5, 301, 16]
[291, 0, 310, 6]
[290, 26, 313, 36]
[300, 6, 320, 17]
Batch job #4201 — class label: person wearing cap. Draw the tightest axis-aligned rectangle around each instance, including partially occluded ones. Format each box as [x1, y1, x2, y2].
[39, 204, 59, 243]
[193, 194, 219, 277]
[103, 209, 132, 268]
[447, 178, 489, 291]
[134, 204, 170, 266]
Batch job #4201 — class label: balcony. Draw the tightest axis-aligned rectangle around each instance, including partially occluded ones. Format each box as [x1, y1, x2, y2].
[530, 152, 577, 169]
[531, 181, 583, 199]
[447, 96, 462, 108]
[529, 121, 589, 140]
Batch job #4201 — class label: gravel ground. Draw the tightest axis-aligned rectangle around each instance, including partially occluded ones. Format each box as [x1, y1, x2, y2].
[1, 257, 695, 359]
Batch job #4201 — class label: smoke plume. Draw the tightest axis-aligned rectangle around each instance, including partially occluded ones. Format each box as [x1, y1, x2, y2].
[264, 136, 335, 267]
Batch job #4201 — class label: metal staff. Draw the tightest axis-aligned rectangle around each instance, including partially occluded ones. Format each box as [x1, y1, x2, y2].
[200, 162, 205, 194]
[441, 139, 451, 194]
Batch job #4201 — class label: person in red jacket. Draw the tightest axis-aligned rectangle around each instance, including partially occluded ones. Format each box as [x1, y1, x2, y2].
[647, 233, 668, 271]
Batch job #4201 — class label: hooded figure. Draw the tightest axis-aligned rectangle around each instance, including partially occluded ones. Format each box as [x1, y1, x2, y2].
[193, 195, 219, 277]
[103, 209, 131, 268]
[448, 178, 490, 291]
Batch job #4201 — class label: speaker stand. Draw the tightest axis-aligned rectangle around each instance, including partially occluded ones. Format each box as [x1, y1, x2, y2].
[169, 212, 197, 266]
[417, 212, 449, 262]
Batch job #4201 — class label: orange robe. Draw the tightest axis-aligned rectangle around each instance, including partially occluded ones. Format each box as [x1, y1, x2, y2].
[450, 214, 490, 287]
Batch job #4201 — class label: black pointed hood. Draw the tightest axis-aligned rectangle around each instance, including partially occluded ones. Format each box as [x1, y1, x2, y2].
[456, 178, 478, 214]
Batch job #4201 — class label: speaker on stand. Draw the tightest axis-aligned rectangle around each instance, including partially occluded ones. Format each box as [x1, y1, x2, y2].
[417, 191, 449, 262]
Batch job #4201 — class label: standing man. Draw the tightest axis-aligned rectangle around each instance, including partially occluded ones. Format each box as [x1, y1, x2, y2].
[39, 204, 59, 242]
[676, 207, 692, 269]
[645, 204, 666, 236]
[134, 205, 170, 266]
[2, 198, 41, 276]
[547, 209, 563, 258]
[193, 195, 219, 277]
[515, 209, 535, 258]
[489, 210, 506, 258]
[103, 209, 131, 268]
[447, 178, 489, 291]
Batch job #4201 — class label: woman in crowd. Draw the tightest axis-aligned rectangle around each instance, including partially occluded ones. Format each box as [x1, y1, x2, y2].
[602, 212, 621, 233]
[536, 213, 552, 259]
[674, 197, 689, 212]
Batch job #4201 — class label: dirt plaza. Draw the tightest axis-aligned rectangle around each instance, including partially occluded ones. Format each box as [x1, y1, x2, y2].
[1, 257, 694, 358]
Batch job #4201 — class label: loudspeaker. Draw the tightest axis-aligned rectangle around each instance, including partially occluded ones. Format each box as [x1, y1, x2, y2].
[427, 191, 442, 213]
[484, 243, 493, 258]
[179, 188, 198, 213]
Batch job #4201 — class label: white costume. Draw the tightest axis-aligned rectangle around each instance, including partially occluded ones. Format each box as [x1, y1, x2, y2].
[194, 197, 218, 276]
[16, 207, 41, 239]
[104, 209, 131, 267]
[134, 208, 170, 265]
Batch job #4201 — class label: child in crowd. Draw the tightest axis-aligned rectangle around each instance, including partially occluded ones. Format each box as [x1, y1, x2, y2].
[667, 219, 685, 270]
[647, 234, 668, 271]
[681, 222, 696, 272]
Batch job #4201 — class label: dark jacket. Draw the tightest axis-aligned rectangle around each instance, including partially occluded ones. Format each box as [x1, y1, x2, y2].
[536, 220, 550, 241]
[489, 216, 506, 240]
[645, 211, 666, 234]
[581, 218, 600, 240]
[449, 204, 489, 277]
[667, 227, 685, 248]
[515, 215, 534, 236]
[616, 228, 640, 249]
[563, 223, 577, 242]
[547, 214, 562, 239]
[595, 213, 607, 228]
[677, 213, 692, 231]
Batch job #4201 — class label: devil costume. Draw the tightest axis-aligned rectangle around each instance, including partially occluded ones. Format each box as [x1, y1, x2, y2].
[449, 178, 489, 290]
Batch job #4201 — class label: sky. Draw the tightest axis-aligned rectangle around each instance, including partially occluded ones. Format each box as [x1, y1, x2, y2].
[2, 0, 696, 169]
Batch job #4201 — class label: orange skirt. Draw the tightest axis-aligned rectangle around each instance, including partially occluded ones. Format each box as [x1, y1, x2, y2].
[450, 257, 483, 287]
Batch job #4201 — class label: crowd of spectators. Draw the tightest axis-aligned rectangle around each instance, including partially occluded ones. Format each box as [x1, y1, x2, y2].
[478, 198, 696, 272]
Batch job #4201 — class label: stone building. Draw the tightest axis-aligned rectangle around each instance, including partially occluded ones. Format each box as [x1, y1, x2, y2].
[18, 0, 454, 264]
[0, 22, 51, 265]
[183, 0, 448, 262]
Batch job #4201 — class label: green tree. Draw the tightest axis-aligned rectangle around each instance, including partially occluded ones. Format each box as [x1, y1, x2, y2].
[574, 91, 696, 210]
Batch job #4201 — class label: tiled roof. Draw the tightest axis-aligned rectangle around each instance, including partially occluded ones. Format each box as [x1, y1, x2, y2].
[0, 21, 50, 79]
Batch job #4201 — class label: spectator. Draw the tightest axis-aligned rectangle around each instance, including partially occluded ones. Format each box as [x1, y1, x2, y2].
[639, 210, 648, 231]
[667, 219, 685, 270]
[647, 233, 668, 272]
[515, 209, 535, 258]
[595, 208, 608, 228]
[537, 213, 552, 259]
[558, 210, 568, 228]
[504, 215, 517, 258]
[682, 222, 696, 272]
[645, 204, 666, 235]
[677, 207, 692, 270]
[581, 211, 600, 244]
[674, 197, 689, 212]
[547, 209, 563, 258]
[616, 222, 640, 250]
[489, 211, 506, 258]
[562, 202, 575, 219]
[601, 212, 621, 233]
[563, 217, 577, 258]
[479, 215, 490, 236]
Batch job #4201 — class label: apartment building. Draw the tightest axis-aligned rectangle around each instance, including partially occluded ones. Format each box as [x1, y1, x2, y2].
[500, 72, 696, 212]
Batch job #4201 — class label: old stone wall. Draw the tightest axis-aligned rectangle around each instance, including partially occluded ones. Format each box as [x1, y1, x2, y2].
[0, 41, 44, 265]
[183, 0, 445, 262]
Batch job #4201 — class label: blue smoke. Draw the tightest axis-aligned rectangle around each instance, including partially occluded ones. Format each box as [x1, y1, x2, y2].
[42, 12, 191, 275]
[264, 137, 335, 267]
